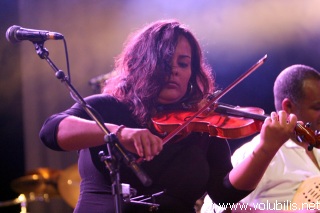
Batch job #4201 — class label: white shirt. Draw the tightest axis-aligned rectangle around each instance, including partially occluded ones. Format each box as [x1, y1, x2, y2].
[232, 135, 320, 206]
[201, 135, 320, 212]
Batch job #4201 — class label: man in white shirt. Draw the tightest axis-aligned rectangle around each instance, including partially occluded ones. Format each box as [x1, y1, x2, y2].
[201, 64, 320, 212]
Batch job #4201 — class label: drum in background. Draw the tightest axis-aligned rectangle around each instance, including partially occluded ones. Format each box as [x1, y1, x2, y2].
[11, 167, 61, 202]
[57, 164, 80, 208]
[6, 167, 61, 212]
[9, 165, 81, 209]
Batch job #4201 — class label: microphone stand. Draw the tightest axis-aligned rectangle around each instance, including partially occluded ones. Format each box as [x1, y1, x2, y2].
[32, 41, 152, 213]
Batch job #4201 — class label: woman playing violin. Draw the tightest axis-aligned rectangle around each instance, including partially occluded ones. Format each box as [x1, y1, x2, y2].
[39, 19, 297, 213]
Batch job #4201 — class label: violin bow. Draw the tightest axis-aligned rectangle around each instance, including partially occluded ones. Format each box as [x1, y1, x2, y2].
[162, 54, 268, 145]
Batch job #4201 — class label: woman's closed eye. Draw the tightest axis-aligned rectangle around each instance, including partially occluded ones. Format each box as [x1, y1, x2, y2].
[178, 62, 190, 68]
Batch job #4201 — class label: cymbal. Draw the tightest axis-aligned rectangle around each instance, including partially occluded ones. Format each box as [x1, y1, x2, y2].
[11, 167, 61, 200]
[58, 164, 80, 208]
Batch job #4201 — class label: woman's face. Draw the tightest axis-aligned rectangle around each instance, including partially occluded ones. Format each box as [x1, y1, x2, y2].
[158, 36, 192, 104]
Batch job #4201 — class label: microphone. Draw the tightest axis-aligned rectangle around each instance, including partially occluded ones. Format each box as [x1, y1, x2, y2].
[6, 25, 64, 43]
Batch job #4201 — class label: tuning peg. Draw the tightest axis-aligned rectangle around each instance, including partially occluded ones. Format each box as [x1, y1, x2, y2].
[296, 135, 303, 143]
[308, 144, 314, 151]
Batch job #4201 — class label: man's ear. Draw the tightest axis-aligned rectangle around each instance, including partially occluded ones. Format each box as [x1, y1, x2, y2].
[282, 98, 293, 114]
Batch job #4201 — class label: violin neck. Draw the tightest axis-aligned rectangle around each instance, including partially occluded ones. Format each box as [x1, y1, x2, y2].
[214, 104, 267, 121]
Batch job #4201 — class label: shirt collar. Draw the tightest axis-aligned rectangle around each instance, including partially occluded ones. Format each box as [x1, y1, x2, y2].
[284, 139, 303, 148]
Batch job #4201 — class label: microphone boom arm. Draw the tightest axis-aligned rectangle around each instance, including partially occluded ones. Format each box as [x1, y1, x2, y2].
[33, 42, 152, 213]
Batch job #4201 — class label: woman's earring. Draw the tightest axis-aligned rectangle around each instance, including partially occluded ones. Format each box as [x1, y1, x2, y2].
[188, 82, 193, 95]
[181, 82, 195, 109]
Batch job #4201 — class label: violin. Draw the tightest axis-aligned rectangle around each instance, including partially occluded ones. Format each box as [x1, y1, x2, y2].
[152, 103, 265, 140]
[152, 102, 320, 150]
[151, 54, 320, 150]
[150, 54, 320, 151]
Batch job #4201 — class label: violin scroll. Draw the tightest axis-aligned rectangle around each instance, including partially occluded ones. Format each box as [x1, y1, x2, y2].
[295, 122, 320, 150]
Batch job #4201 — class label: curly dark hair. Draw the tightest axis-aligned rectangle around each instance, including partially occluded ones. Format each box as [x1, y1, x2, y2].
[273, 64, 320, 111]
[103, 19, 214, 126]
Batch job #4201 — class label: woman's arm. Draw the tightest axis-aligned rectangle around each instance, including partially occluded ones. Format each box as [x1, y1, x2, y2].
[57, 116, 163, 161]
